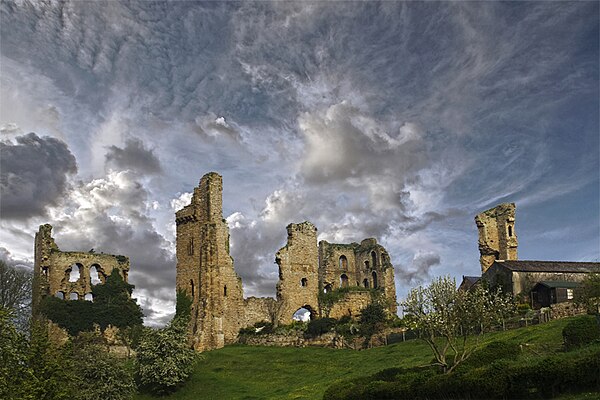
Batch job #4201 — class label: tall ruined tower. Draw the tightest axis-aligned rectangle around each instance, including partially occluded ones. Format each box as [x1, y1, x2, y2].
[275, 222, 320, 325]
[475, 203, 518, 273]
[175, 172, 244, 351]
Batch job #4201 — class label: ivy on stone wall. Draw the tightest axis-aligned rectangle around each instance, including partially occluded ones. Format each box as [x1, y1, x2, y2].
[318, 287, 381, 317]
[40, 269, 143, 336]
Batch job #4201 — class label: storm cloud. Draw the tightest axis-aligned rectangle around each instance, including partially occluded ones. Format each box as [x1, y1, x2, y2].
[0, 133, 77, 219]
[105, 138, 162, 175]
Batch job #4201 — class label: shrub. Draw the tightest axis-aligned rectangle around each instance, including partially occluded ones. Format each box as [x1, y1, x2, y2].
[458, 340, 520, 369]
[71, 333, 136, 400]
[323, 346, 600, 400]
[563, 315, 600, 350]
[306, 317, 336, 337]
[135, 317, 197, 395]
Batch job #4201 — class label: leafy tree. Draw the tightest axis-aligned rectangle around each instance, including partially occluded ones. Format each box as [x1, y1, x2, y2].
[359, 301, 388, 338]
[402, 276, 514, 373]
[0, 306, 35, 399]
[575, 273, 600, 315]
[25, 318, 78, 400]
[71, 332, 136, 400]
[135, 316, 197, 395]
[92, 269, 144, 329]
[0, 259, 32, 331]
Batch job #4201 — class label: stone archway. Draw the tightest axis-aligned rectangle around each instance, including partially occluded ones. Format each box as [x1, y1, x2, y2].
[292, 304, 317, 322]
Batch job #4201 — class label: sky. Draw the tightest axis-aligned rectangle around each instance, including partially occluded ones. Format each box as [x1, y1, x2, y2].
[0, 1, 598, 326]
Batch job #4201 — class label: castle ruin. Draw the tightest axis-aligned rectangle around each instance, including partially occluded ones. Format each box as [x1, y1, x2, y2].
[475, 202, 518, 273]
[32, 224, 130, 316]
[175, 172, 397, 352]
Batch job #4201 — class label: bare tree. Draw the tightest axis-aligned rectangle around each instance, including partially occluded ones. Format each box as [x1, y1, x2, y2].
[0, 260, 32, 331]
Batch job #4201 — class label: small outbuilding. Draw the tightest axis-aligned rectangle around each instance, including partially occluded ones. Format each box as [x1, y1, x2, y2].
[530, 281, 580, 308]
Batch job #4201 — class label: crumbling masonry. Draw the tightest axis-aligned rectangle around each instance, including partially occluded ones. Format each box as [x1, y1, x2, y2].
[32, 224, 130, 316]
[475, 202, 518, 273]
[176, 172, 397, 352]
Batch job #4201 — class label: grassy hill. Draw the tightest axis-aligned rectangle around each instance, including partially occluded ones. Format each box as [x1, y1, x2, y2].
[134, 317, 598, 400]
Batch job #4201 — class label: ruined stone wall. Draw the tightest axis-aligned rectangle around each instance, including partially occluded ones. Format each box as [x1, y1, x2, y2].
[275, 222, 320, 325]
[319, 238, 397, 315]
[319, 242, 358, 290]
[475, 203, 518, 273]
[175, 173, 245, 352]
[243, 296, 277, 327]
[329, 292, 372, 319]
[33, 224, 130, 316]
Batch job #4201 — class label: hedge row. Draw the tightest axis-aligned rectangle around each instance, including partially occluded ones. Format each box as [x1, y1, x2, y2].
[324, 344, 600, 400]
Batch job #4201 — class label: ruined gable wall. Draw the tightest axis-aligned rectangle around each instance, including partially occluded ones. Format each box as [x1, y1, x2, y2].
[33, 224, 130, 315]
[475, 203, 518, 273]
[275, 222, 320, 325]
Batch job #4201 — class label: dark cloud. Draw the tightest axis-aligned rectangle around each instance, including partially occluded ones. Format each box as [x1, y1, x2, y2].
[397, 252, 441, 285]
[0, 133, 77, 219]
[105, 138, 162, 174]
[0, 247, 33, 271]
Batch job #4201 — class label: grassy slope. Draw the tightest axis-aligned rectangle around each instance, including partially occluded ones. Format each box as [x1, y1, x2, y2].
[134, 317, 590, 400]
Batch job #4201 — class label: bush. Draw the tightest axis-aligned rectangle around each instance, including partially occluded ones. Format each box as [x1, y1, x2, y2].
[458, 340, 520, 369]
[135, 317, 197, 395]
[563, 315, 600, 350]
[71, 333, 136, 400]
[306, 318, 336, 337]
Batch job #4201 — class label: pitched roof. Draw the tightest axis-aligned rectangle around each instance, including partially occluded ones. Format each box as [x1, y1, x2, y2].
[462, 276, 481, 285]
[534, 281, 582, 289]
[492, 260, 600, 273]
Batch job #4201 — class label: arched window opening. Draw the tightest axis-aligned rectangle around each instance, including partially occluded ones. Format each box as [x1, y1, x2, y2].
[301, 278, 308, 287]
[55, 291, 65, 300]
[339, 255, 348, 270]
[42, 267, 49, 276]
[324, 283, 332, 293]
[224, 285, 227, 297]
[292, 306, 313, 322]
[84, 293, 93, 301]
[68, 264, 81, 282]
[69, 292, 79, 300]
[190, 279, 195, 298]
[89, 265, 102, 285]
[340, 274, 349, 288]
[371, 251, 377, 269]
[123, 270, 128, 282]
[372, 271, 378, 289]
[508, 225, 513, 237]
[363, 278, 370, 288]
[364, 260, 370, 269]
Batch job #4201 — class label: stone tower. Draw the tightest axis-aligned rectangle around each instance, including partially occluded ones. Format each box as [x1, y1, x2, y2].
[175, 172, 244, 351]
[275, 222, 320, 325]
[475, 203, 518, 273]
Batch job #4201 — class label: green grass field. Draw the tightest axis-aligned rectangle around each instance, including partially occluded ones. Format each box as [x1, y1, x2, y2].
[134, 317, 596, 400]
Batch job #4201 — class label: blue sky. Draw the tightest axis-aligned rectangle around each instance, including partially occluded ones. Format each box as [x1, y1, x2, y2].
[1, 1, 598, 325]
